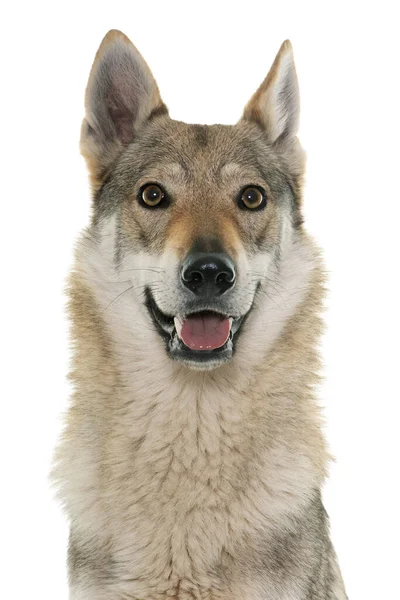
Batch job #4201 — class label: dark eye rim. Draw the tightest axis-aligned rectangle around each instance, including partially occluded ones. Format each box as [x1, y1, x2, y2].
[237, 185, 267, 211]
[138, 183, 170, 209]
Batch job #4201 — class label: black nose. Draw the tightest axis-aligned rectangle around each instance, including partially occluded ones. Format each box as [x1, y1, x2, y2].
[181, 253, 236, 296]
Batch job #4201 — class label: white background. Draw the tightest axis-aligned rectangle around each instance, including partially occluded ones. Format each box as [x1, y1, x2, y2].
[1, 1, 399, 598]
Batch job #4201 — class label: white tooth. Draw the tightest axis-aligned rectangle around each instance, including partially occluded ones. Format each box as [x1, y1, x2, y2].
[174, 317, 183, 339]
[229, 317, 233, 330]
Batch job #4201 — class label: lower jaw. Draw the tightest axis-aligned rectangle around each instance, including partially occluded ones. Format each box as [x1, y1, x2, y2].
[168, 333, 234, 370]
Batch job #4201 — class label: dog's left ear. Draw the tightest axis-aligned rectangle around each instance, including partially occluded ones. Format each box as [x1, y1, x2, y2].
[241, 40, 299, 144]
[81, 30, 167, 191]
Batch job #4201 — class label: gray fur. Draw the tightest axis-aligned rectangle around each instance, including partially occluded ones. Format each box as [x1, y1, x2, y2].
[52, 30, 347, 600]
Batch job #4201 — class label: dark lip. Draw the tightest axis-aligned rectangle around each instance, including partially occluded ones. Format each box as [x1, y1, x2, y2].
[144, 287, 175, 338]
[144, 287, 253, 364]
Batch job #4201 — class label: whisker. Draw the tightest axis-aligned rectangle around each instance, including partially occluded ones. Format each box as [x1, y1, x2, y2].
[119, 267, 165, 274]
[103, 277, 163, 285]
[104, 279, 133, 285]
[103, 285, 134, 314]
[247, 272, 289, 299]
[256, 287, 281, 307]
[248, 271, 287, 288]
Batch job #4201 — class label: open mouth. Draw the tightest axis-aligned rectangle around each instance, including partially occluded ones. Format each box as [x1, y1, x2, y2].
[145, 288, 248, 367]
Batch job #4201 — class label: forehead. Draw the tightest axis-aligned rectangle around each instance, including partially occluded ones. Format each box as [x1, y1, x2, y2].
[119, 119, 282, 188]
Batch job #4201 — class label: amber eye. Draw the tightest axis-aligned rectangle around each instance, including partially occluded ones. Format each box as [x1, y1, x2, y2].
[240, 186, 266, 210]
[140, 184, 166, 208]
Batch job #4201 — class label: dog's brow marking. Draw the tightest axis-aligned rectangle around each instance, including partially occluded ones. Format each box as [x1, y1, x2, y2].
[219, 163, 242, 178]
[166, 162, 187, 181]
[137, 162, 188, 186]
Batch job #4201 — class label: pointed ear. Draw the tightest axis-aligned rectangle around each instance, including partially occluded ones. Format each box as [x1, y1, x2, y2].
[80, 30, 168, 190]
[241, 40, 299, 144]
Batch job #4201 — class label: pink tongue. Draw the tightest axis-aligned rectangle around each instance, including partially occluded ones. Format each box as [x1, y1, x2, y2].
[180, 314, 231, 350]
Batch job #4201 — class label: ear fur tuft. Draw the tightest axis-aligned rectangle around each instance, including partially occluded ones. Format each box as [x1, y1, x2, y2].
[242, 40, 300, 144]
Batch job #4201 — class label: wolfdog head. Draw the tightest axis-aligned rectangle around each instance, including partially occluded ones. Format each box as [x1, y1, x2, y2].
[78, 30, 318, 371]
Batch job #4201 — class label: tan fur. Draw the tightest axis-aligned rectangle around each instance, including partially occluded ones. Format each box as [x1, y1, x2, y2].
[243, 40, 293, 121]
[54, 243, 329, 600]
[52, 30, 347, 600]
[243, 40, 298, 142]
[164, 217, 199, 259]
[164, 215, 243, 261]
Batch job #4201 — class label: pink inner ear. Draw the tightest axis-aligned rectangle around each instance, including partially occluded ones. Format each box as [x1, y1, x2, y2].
[87, 41, 162, 150]
[107, 71, 139, 145]
[108, 104, 135, 145]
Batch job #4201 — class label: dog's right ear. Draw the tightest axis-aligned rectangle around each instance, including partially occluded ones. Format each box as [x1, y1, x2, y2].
[80, 30, 167, 191]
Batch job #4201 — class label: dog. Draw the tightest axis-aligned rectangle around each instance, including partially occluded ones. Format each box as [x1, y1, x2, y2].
[52, 29, 347, 600]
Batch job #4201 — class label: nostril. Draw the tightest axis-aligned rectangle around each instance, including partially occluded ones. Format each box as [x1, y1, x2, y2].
[216, 272, 231, 284]
[215, 268, 235, 293]
[191, 271, 203, 284]
[182, 269, 203, 284]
